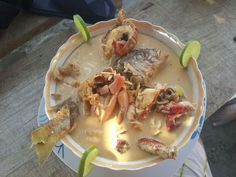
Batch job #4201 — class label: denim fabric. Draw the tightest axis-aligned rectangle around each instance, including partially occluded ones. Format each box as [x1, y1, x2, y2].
[0, 0, 115, 28]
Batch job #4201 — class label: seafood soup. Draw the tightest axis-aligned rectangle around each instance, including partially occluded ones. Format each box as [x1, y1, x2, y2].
[54, 33, 193, 162]
[39, 10, 197, 165]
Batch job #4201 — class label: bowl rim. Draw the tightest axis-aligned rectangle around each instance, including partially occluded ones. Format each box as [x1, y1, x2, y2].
[43, 18, 205, 170]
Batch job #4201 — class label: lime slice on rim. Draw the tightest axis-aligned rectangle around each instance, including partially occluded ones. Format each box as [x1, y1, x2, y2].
[73, 14, 90, 42]
[180, 40, 201, 68]
[78, 146, 99, 177]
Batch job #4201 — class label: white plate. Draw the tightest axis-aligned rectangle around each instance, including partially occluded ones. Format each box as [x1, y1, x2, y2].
[37, 79, 206, 177]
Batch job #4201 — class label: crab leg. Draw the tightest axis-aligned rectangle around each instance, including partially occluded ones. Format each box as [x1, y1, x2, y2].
[137, 138, 177, 159]
[159, 101, 195, 115]
[101, 74, 125, 123]
[117, 89, 129, 124]
[108, 74, 125, 94]
[101, 92, 118, 123]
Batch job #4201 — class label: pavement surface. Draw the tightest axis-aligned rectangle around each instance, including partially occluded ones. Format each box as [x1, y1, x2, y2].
[201, 99, 236, 177]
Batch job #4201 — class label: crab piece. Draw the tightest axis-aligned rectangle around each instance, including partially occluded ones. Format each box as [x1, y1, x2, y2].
[157, 101, 195, 131]
[102, 9, 138, 59]
[79, 68, 126, 122]
[116, 139, 130, 153]
[166, 113, 183, 131]
[137, 138, 176, 159]
[118, 87, 160, 121]
[31, 98, 79, 163]
[79, 67, 117, 115]
[136, 88, 159, 109]
[158, 101, 195, 115]
[135, 87, 161, 120]
[101, 92, 118, 123]
[97, 85, 109, 95]
[117, 89, 129, 124]
[156, 87, 178, 104]
[101, 74, 125, 123]
[108, 74, 125, 94]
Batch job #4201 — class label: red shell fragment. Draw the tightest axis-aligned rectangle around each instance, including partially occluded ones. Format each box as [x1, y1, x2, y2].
[137, 138, 176, 159]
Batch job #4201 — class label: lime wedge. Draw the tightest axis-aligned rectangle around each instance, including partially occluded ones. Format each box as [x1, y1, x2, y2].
[78, 146, 99, 177]
[73, 14, 90, 41]
[180, 40, 201, 68]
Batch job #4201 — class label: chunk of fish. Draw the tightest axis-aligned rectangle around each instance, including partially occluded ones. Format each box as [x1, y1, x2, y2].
[137, 138, 176, 159]
[31, 98, 79, 163]
[112, 49, 168, 86]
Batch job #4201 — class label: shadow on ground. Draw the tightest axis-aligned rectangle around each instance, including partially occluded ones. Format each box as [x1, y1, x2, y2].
[201, 116, 236, 177]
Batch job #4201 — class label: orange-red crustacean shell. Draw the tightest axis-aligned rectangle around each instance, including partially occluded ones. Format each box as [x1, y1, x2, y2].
[101, 9, 138, 59]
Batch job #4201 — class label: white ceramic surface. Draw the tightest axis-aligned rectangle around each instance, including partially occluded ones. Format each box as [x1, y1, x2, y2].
[43, 19, 206, 171]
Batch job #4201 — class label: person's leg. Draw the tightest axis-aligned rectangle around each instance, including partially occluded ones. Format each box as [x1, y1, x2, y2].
[212, 97, 236, 127]
[173, 139, 213, 177]
[0, 1, 20, 29]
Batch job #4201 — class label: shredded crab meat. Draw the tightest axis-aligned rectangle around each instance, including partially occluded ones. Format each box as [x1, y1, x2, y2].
[136, 88, 159, 109]
[51, 63, 80, 82]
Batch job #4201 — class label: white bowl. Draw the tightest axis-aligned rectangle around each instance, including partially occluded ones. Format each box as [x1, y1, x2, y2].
[43, 19, 205, 170]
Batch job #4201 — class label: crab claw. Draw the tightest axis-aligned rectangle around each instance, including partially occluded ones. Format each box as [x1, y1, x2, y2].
[117, 89, 129, 124]
[112, 40, 128, 56]
[137, 138, 177, 159]
[166, 114, 183, 131]
[101, 92, 118, 123]
[108, 74, 125, 95]
[101, 74, 125, 123]
[102, 9, 138, 59]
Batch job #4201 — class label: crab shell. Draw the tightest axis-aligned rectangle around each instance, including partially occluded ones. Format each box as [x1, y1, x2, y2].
[101, 10, 138, 59]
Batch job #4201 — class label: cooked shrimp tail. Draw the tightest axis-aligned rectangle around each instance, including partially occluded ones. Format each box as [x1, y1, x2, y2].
[101, 93, 118, 123]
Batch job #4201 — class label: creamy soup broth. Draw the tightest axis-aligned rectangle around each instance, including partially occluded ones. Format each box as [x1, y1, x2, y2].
[56, 33, 193, 162]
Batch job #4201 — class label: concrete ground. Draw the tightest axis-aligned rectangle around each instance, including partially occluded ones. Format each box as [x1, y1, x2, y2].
[201, 103, 236, 177]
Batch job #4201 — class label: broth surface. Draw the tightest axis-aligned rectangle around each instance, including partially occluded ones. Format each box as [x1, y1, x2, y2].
[56, 34, 193, 162]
